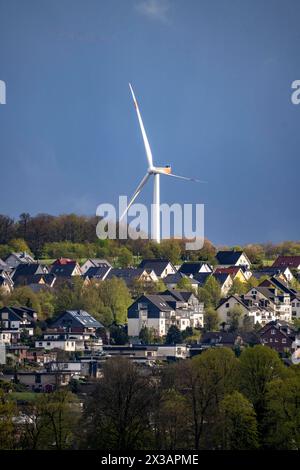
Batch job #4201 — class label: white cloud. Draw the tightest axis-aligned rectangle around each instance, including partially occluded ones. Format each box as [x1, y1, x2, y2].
[135, 0, 171, 23]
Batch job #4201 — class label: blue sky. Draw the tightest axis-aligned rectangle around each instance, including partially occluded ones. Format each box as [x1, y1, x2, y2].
[0, 0, 299, 245]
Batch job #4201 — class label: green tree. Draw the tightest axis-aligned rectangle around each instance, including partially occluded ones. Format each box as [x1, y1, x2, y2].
[239, 345, 286, 422]
[8, 286, 41, 314]
[9, 238, 32, 254]
[0, 390, 18, 449]
[23, 390, 79, 450]
[82, 357, 154, 450]
[229, 278, 247, 295]
[176, 276, 195, 292]
[264, 375, 300, 449]
[175, 348, 238, 449]
[217, 391, 259, 450]
[198, 276, 221, 308]
[227, 305, 243, 332]
[204, 307, 220, 331]
[98, 278, 132, 324]
[165, 325, 183, 345]
[109, 325, 128, 345]
[139, 326, 155, 344]
[118, 247, 134, 268]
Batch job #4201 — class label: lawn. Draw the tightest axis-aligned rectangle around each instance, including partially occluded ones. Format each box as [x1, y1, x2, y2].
[8, 391, 39, 402]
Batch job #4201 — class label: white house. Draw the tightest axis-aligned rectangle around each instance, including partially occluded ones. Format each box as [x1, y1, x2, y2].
[128, 291, 204, 337]
[216, 250, 251, 270]
[216, 294, 276, 327]
[80, 258, 112, 275]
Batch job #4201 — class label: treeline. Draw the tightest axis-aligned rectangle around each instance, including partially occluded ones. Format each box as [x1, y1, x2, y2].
[0, 278, 133, 327]
[1, 348, 300, 450]
[0, 213, 300, 263]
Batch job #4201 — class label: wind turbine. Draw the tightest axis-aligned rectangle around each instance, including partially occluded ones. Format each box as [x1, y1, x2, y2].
[120, 83, 202, 243]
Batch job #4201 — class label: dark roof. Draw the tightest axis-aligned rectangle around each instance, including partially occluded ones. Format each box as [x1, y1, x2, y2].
[50, 262, 78, 277]
[51, 310, 103, 329]
[201, 331, 238, 345]
[193, 272, 211, 286]
[272, 256, 300, 269]
[259, 276, 294, 295]
[106, 268, 144, 284]
[139, 259, 174, 276]
[12, 263, 47, 279]
[258, 320, 296, 338]
[164, 272, 199, 285]
[253, 267, 291, 278]
[179, 262, 211, 276]
[162, 290, 196, 303]
[141, 294, 173, 311]
[213, 272, 231, 285]
[0, 305, 36, 322]
[84, 266, 111, 280]
[216, 250, 248, 265]
[84, 258, 112, 268]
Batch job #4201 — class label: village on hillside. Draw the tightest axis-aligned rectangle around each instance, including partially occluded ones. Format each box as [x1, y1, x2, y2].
[1, 244, 300, 386]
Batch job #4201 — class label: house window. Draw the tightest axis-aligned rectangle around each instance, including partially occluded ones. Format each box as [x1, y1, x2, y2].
[226, 303, 230, 308]
[269, 338, 273, 343]
[282, 338, 287, 343]
[271, 329, 276, 335]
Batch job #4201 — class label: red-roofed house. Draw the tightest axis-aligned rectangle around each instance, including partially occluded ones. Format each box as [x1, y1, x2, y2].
[214, 266, 248, 283]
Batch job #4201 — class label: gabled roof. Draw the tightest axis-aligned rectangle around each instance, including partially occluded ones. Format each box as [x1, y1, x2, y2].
[83, 258, 112, 268]
[50, 261, 79, 277]
[0, 305, 36, 322]
[12, 263, 47, 279]
[201, 331, 238, 345]
[52, 310, 103, 328]
[5, 252, 35, 265]
[0, 258, 9, 270]
[179, 262, 211, 276]
[272, 256, 300, 269]
[84, 266, 111, 280]
[216, 250, 249, 266]
[162, 289, 196, 303]
[193, 272, 211, 286]
[218, 294, 248, 310]
[213, 272, 232, 285]
[139, 259, 174, 276]
[214, 266, 244, 276]
[52, 258, 76, 266]
[140, 294, 172, 311]
[253, 267, 292, 277]
[164, 272, 199, 285]
[106, 267, 145, 284]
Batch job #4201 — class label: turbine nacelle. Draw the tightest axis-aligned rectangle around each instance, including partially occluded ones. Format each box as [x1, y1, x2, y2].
[148, 165, 172, 175]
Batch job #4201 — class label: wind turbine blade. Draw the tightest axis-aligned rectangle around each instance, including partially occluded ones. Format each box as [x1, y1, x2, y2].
[129, 83, 154, 168]
[165, 173, 206, 183]
[119, 173, 150, 221]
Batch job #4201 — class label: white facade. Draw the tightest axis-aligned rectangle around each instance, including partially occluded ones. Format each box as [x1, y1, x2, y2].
[128, 307, 204, 338]
[248, 288, 292, 322]
[217, 296, 276, 327]
[291, 298, 300, 319]
[35, 339, 77, 351]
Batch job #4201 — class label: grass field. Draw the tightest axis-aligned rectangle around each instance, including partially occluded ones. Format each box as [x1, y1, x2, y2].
[8, 392, 38, 402]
